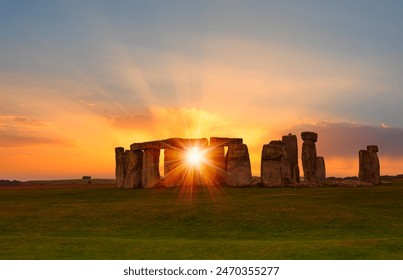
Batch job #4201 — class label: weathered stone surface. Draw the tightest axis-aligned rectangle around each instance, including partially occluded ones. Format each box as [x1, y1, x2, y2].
[282, 133, 300, 183]
[115, 147, 126, 189]
[142, 149, 161, 188]
[261, 141, 283, 160]
[301, 131, 318, 142]
[124, 150, 143, 188]
[206, 145, 227, 186]
[130, 140, 166, 151]
[164, 138, 208, 149]
[367, 145, 379, 153]
[114, 147, 123, 152]
[316, 156, 326, 182]
[261, 141, 292, 187]
[210, 137, 243, 147]
[226, 144, 252, 187]
[163, 147, 185, 187]
[131, 138, 208, 151]
[359, 146, 380, 184]
[301, 132, 318, 183]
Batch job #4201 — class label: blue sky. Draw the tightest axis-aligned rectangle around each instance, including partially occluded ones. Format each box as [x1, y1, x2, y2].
[1, 0, 403, 179]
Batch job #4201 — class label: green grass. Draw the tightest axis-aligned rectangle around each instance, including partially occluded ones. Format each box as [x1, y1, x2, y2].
[1, 182, 403, 259]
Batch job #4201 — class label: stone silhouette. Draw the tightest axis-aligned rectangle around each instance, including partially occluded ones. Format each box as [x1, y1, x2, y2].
[209, 137, 243, 186]
[124, 150, 143, 188]
[207, 145, 226, 185]
[115, 147, 126, 189]
[116, 134, 334, 189]
[226, 144, 252, 187]
[130, 140, 166, 151]
[359, 145, 380, 184]
[163, 147, 184, 188]
[261, 140, 292, 187]
[301, 131, 318, 183]
[121, 137, 213, 188]
[316, 156, 326, 182]
[282, 133, 300, 183]
[142, 149, 161, 188]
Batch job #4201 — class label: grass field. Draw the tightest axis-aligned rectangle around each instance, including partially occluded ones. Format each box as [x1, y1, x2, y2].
[0, 182, 402, 259]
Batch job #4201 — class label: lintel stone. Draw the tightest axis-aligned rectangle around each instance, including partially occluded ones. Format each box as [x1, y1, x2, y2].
[210, 137, 243, 147]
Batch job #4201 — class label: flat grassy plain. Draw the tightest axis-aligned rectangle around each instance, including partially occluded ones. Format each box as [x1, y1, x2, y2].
[1, 182, 402, 259]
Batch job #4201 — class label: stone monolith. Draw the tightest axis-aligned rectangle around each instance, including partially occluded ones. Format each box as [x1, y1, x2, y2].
[359, 145, 380, 184]
[164, 147, 185, 187]
[226, 144, 252, 187]
[208, 137, 243, 186]
[301, 131, 318, 183]
[124, 150, 143, 188]
[316, 156, 326, 182]
[207, 145, 226, 186]
[261, 141, 292, 187]
[115, 147, 126, 189]
[142, 149, 161, 188]
[282, 133, 300, 183]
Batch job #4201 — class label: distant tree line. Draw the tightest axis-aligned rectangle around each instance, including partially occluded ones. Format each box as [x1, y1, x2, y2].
[327, 175, 403, 181]
[0, 180, 21, 186]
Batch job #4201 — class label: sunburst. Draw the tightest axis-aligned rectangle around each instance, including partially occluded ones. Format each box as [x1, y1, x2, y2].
[186, 147, 204, 166]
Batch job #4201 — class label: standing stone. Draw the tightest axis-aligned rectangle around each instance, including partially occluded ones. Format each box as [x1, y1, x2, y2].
[226, 144, 252, 187]
[301, 132, 318, 183]
[124, 150, 143, 189]
[164, 148, 182, 175]
[282, 133, 300, 183]
[115, 147, 126, 189]
[316, 156, 326, 182]
[261, 141, 292, 187]
[208, 137, 243, 186]
[164, 147, 185, 187]
[207, 145, 226, 186]
[142, 149, 161, 188]
[359, 145, 380, 184]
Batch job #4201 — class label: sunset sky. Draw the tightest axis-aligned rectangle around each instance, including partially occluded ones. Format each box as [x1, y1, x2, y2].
[1, 1, 403, 180]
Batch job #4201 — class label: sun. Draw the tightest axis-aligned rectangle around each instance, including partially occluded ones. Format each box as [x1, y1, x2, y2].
[186, 147, 204, 167]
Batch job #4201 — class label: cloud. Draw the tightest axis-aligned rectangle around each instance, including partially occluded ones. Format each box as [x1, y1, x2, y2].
[105, 113, 156, 130]
[0, 115, 47, 131]
[282, 121, 403, 158]
[0, 115, 75, 148]
[0, 134, 75, 148]
[105, 106, 228, 138]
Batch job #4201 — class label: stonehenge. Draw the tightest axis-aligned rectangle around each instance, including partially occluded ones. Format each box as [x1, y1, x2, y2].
[115, 132, 384, 188]
[359, 145, 380, 184]
[115, 137, 252, 189]
[260, 132, 327, 186]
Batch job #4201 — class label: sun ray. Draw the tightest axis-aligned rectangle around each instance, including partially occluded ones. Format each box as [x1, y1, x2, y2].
[186, 147, 203, 166]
